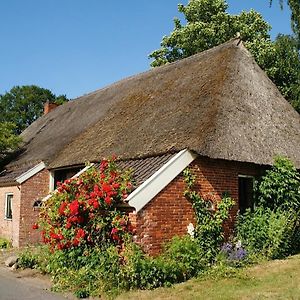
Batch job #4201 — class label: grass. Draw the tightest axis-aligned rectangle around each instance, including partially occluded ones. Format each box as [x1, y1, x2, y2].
[116, 254, 300, 300]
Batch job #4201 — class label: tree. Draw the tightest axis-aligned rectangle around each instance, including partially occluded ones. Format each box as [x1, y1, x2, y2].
[149, 0, 300, 113]
[271, 35, 300, 111]
[149, 0, 272, 67]
[0, 85, 68, 134]
[0, 122, 21, 158]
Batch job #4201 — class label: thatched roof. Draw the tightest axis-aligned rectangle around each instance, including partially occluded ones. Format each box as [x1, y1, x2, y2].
[4, 38, 300, 173]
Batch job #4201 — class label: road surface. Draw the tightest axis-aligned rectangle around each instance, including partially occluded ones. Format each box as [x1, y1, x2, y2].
[0, 266, 71, 300]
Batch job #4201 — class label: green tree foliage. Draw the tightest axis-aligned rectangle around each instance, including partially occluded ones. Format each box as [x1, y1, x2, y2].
[149, 0, 272, 67]
[0, 85, 68, 134]
[149, 0, 300, 113]
[271, 35, 300, 111]
[0, 122, 21, 157]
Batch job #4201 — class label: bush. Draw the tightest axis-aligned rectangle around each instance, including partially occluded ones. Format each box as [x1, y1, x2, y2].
[18, 249, 40, 269]
[256, 156, 300, 212]
[120, 236, 206, 290]
[236, 207, 299, 259]
[239, 156, 300, 259]
[0, 237, 11, 249]
[47, 246, 122, 298]
[36, 157, 134, 252]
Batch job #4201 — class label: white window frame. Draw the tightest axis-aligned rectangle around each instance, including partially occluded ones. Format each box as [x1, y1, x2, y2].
[5, 193, 13, 220]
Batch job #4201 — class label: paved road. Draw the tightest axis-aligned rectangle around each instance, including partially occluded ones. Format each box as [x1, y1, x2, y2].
[0, 267, 71, 300]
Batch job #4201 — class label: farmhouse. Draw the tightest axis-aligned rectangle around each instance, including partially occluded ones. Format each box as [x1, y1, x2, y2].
[1, 38, 300, 254]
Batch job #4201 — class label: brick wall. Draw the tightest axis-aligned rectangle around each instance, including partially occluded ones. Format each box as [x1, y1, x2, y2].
[19, 169, 50, 246]
[134, 156, 261, 255]
[0, 186, 21, 247]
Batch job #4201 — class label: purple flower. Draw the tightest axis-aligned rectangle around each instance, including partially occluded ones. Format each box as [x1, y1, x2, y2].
[221, 242, 247, 261]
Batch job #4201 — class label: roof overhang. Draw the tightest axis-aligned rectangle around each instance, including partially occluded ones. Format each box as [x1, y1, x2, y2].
[127, 149, 197, 212]
[16, 162, 46, 184]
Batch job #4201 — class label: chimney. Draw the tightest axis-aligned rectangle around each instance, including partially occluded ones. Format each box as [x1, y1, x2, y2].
[44, 101, 59, 115]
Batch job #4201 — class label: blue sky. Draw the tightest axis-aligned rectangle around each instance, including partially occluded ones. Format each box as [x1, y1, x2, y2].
[0, 0, 292, 99]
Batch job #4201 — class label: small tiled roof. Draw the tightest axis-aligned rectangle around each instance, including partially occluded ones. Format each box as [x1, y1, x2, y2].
[0, 153, 176, 188]
[118, 152, 176, 187]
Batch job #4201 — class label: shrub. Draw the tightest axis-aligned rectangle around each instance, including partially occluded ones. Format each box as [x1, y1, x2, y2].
[256, 156, 300, 212]
[18, 249, 40, 269]
[119, 236, 206, 290]
[47, 246, 122, 298]
[240, 156, 300, 258]
[162, 235, 207, 278]
[236, 207, 299, 259]
[36, 157, 134, 252]
[0, 237, 11, 249]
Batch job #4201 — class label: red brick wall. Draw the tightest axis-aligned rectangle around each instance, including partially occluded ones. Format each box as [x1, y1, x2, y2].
[134, 156, 261, 255]
[19, 169, 50, 246]
[133, 175, 195, 255]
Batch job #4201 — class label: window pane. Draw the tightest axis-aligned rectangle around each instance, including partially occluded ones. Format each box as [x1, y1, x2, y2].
[5, 194, 13, 219]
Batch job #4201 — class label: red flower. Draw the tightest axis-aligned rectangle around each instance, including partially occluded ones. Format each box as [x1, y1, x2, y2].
[57, 243, 64, 250]
[76, 228, 86, 239]
[102, 183, 112, 193]
[58, 202, 68, 216]
[72, 238, 80, 246]
[104, 196, 112, 205]
[93, 185, 103, 197]
[112, 183, 120, 189]
[69, 200, 79, 215]
[92, 200, 100, 209]
[112, 233, 120, 241]
[111, 228, 118, 234]
[32, 223, 39, 230]
[65, 222, 72, 229]
[100, 160, 108, 171]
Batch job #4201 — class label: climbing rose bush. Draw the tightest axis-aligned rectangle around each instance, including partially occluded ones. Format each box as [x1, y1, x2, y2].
[36, 157, 134, 252]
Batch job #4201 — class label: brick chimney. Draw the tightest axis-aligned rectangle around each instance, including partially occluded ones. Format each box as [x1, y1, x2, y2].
[44, 101, 59, 115]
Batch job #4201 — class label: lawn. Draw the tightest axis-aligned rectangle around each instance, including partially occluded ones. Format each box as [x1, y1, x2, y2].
[116, 254, 300, 300]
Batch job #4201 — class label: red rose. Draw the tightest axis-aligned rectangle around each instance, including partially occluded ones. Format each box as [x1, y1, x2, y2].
[102, 183, 112, 193]
[72, 238, 80, 246]
[76, 228, 86, 239]
[69, 200, 79, 215]
[32, 223, 39, 230]
[104, 196, 112, 205]
[58, 202, 68, 216]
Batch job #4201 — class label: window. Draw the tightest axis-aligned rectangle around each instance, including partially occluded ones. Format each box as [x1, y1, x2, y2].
[53, 167, 82, 189]
[238, 176, 254, 213]
[5, 193, 13, 220]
